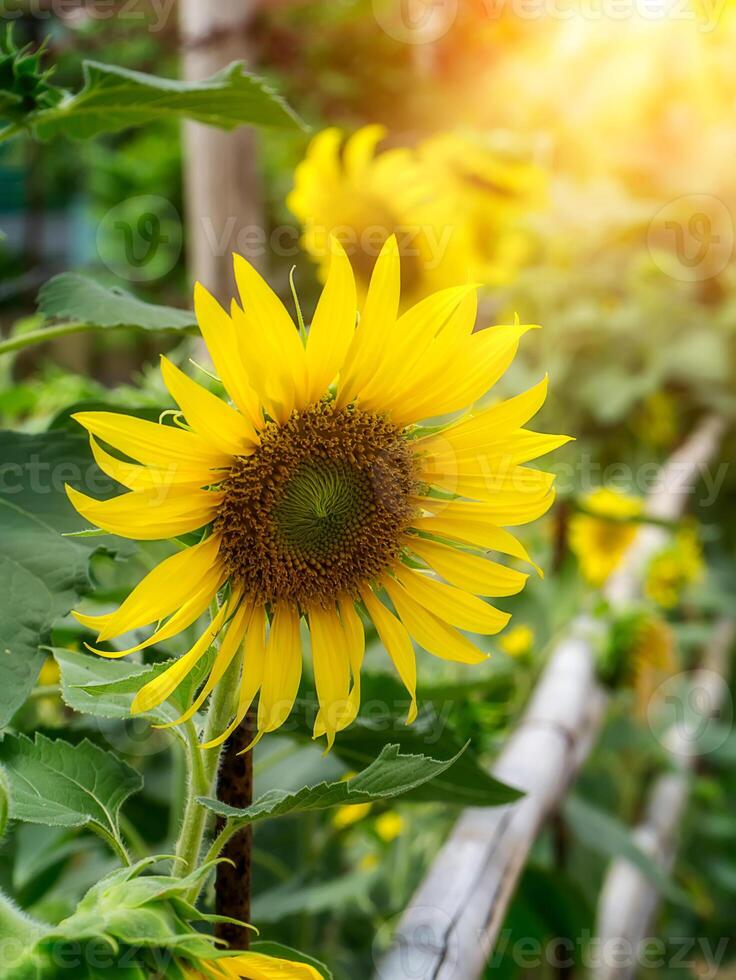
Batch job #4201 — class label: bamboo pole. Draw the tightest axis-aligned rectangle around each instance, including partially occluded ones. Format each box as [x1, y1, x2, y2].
[373, 416, 726, 980]
[593, 617, 734, 980]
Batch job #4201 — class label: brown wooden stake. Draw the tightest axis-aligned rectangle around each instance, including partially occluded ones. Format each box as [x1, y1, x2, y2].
[214, 712, 254, 949]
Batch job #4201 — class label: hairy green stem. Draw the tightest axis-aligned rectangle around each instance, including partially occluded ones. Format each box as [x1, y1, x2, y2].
[0, 321, 93, 356]
[175, 652, 241, 878]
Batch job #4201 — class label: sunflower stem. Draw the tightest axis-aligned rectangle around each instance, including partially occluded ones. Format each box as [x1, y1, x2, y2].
[175, 648, 239, 877]
[214, 713, 254, 948]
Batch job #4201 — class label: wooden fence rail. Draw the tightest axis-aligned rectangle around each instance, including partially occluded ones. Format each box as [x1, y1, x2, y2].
[594, 616, 734, 980]
[373, 416, 726, 980]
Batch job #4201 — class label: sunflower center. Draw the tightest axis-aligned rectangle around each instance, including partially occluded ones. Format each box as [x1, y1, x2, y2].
[215, 402, 418, 607]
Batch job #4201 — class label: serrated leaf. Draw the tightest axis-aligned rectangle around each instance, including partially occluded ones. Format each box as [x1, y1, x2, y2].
[199, 742, 474, 827]
[290, 675, 522, 807]
[37, 274, 198, 333]
[53, 648, 207, 741]
[0, 430, 129, 729]
[0, 733, 141, 850]
[31, 60, 302, 139]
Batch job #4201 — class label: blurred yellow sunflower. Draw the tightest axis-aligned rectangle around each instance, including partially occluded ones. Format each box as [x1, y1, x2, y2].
[603, 610, 677, 718]
[645, 527, 704, 609]
[629, 615, 677, 718]
[67, 237, 568, 749]
[184, 950, 322, 979]
[498, 623, 534, 657]
[418, 132, 546, 286]
[287, 126, 476, 304]
[568, 488, 643, 586]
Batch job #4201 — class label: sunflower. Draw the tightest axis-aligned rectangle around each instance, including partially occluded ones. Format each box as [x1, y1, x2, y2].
[602, 611, 677, 719]
[568, 488, 643, 586]
[418, 132, 545, 286]
[498, 623, 534, 657]
[184, 950, 322, 979]
[287, 126, 475, 304]
[645, 526, 704, 610]
[67, 237, 568, 749]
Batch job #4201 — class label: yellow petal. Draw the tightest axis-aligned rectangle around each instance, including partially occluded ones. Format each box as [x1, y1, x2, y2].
[200, 603, 268, 750]
[131, 601, 230, 715]
[232, 254, 308, 421]
[84, 534, 222, 641]
[360, 586, 417, 724]
[423, 466, 555, 504]
[343, 123, 387, 176]
[157, 596, 251, 730]
[411, 513, 539, 571]
[337, 235, 400, 407]
[419, 377, 550, 452]
[305, 239, 357, 403]
[160, 356, 258, 456]
[73, 410, 227, 470]
[211, 950, 324, 980]
[258, 603, 303, 733]
[383, 577, 488, 665]
[422, 430, 572, 470]
[407, 536, 528, 597]
[87, 574, 224, 659]
[358, 284, 478, 409]
[416, 487, 556, 528]
[392, 322, 539, 426]
[339, 597, 365, 725]
[309, 605, 351, 748]
[65, 484, 223, 541]
[193, 281, 264, 429]
[357, 284, 479, 413]
[393, 565, 511, 635]
[89, 438, 215, 493]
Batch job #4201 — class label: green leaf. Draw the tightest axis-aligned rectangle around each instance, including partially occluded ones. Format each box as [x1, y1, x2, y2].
[38, 274, 198, 333]
[288, 672, 521, 807]
[250, 942, 333, 980]
[0, 430, 127, 729]
[199, 742, 480, 827]
[563, 796, 689, 905]
[31, 60, 303, 140]
[0, 733, 141, 856]
[53, 648, 204, 740]
[252, 870, 375, 924]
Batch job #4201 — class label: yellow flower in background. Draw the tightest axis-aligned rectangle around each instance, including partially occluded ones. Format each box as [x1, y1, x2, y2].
[37, 657, 60, 687]
[603, 611, 677, 719]
[632, 391, 678, 450]
[67, 237, 567, 749]
[498, 624, 534, 657]
[332, 802, 372, 830]
[418, 132, 546, 286]
[569, 488, 643, 586]
[185, 950, 322, 979]
[645, 528, 705, 609]
[375, 811, 405, 842]
[288, 125, 472, 305]
[628, 615, 677, 719]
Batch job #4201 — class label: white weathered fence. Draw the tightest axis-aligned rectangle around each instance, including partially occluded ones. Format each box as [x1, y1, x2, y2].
[374, 416, 726, 980]
[594, 616, 734, 980]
